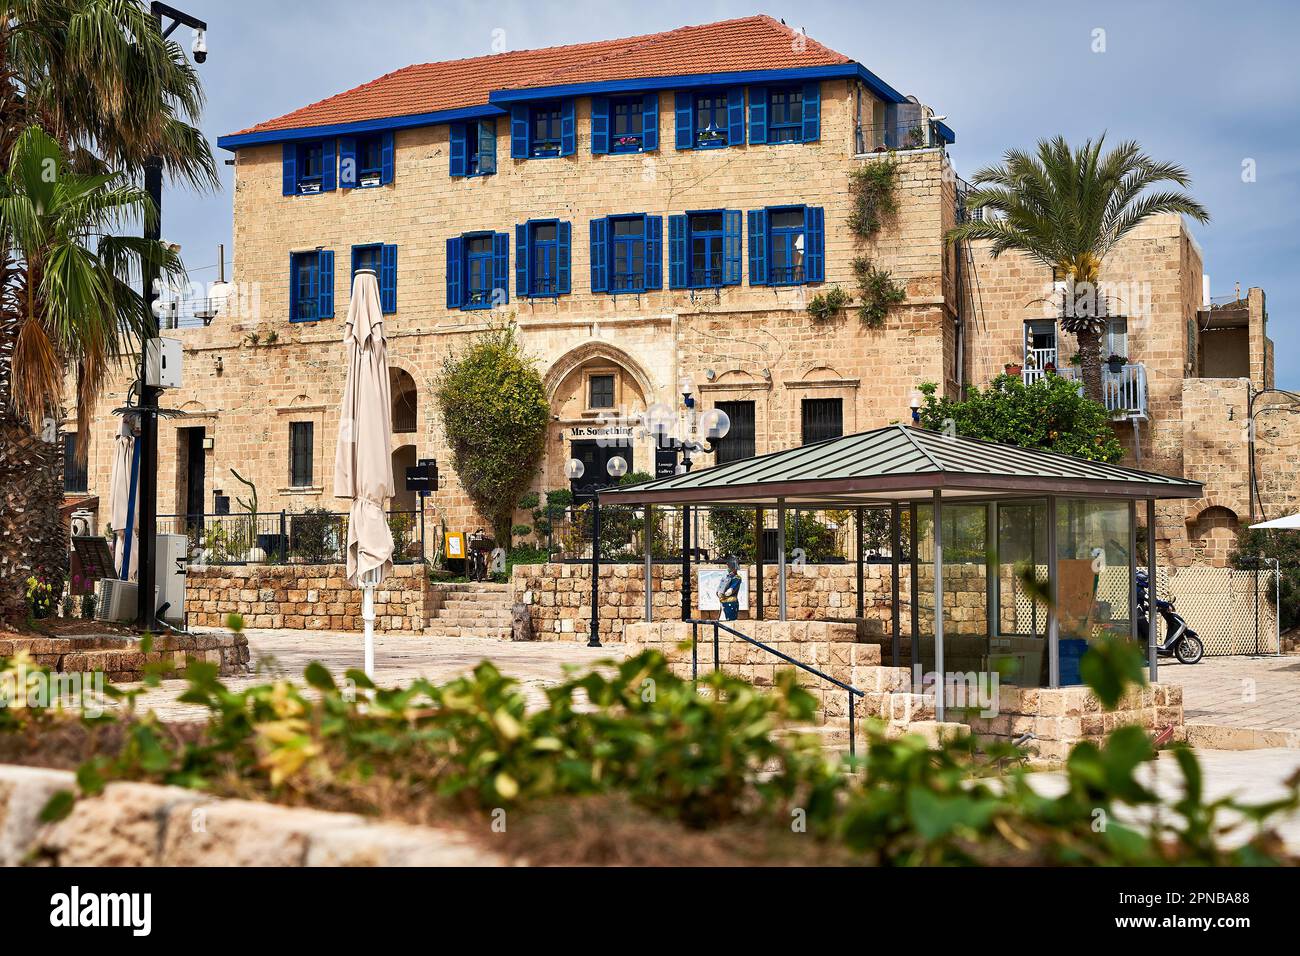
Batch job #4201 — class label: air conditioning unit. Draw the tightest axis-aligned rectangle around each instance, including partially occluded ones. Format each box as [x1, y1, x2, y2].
[96, 578, 138, 623]
[70, 509, 95, 537]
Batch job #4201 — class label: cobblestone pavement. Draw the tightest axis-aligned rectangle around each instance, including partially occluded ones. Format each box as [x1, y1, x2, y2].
[131, 628, 629, 722]
[1158, 654, 1300, 732]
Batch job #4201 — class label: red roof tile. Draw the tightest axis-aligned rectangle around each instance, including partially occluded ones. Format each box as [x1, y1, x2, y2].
[230, 15, 853, 137]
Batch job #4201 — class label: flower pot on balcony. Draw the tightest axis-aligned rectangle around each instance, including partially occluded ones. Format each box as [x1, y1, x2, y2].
[1044, 362, 1057, 374]
[1106, 356, 1126, 373]
[1004, 363, 1023, 377]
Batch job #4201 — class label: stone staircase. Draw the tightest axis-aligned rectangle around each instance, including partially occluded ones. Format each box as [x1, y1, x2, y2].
[425, 583, 515, 639]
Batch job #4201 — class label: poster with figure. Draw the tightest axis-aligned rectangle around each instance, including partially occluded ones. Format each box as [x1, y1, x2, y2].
[697, 568, 749, 611]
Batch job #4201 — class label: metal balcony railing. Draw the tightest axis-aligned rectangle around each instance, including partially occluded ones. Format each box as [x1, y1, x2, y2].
[1038, 364, 1148, 419]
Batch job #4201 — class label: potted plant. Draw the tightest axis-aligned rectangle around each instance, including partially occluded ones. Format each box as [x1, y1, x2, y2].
[1106, 353, 1127, 373]
[1004, 360, 1023, 377]
[1069, 353, 1083, 367]
[1044, 360, 1057, 374]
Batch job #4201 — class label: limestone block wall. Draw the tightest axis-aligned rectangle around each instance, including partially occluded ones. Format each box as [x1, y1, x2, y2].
[186, 564, 432, 633]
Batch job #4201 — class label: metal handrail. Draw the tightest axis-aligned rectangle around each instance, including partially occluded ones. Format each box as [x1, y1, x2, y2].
[686, 617, 865, 759]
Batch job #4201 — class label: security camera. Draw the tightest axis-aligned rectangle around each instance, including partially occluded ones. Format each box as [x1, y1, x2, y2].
[191, 28, 207, 63]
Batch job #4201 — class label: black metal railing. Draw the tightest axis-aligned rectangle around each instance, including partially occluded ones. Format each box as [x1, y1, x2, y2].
[159, 509, 426, 566]
[611, 271, 644, 293]
[687, 618, 865, 759]
[769, 264, 805, 285]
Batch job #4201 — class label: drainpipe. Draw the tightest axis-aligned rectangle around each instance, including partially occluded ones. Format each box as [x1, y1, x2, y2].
[1131, 417, 1142, 468]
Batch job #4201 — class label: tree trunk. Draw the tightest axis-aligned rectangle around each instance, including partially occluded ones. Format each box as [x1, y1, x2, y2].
[1075, 328, 1105, 405]
[0, 416, 67, 625]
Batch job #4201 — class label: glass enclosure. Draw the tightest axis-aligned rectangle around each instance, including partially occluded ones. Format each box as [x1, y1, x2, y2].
[994, 500, 1049, 686]
[1054, 498, 1134, 685]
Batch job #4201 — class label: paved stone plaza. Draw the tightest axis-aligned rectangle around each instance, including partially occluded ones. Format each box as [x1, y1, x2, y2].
[1160, 654, 1300, 742]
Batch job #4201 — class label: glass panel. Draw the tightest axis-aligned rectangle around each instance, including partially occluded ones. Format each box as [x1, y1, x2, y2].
[1055, 498, 1133, 686]
[995, 500, 1049, 687]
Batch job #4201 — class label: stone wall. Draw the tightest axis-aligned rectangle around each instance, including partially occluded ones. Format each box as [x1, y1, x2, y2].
[186, 564, 432, 633]
[0, 632, 248, 682]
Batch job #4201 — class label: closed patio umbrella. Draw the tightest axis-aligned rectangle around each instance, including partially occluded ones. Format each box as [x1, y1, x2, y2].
[333, 269, 395, 678]
[108, 417, 139, 581]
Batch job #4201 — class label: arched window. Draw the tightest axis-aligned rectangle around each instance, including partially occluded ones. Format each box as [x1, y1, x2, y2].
[390, 368, 417, 434]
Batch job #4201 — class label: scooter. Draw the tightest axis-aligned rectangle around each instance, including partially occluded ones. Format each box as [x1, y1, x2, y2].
[1136, 571, 1204, 664]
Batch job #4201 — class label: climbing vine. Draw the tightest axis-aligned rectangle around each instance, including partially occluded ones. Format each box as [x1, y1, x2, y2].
[844, 157, 906, 327]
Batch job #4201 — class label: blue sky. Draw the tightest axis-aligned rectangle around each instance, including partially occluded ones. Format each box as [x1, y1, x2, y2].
[167, 0, 1298, 386]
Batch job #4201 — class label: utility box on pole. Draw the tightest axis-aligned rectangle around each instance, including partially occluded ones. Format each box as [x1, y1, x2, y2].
[144, 337, 183, 389]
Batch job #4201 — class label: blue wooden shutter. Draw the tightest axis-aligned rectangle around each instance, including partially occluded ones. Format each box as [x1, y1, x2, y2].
[282, 143, 297, 195]
[557, 221, 571, 294]
[748, 86, 768, 144]
[492, 232, 510, 304]
[801, 82, 821, 143]
[317, 250, 335, 318]
[727, 87, 745, 146]
[748, 209, 769, 285]
[478, 120, 496, 174]
[449, 123, 467, 177]
[590, 96, 610, 155]
[804, 206, 825, 283]
[644, 215, 662, 290]
[380, 131, 395, 184]
[446, 236, 463, 309]
[338, 136, 357, 188]
[723, 210, 742, 286]
[641, 93, 659, 151]
[511, 104, 529, 158]
[515, 223, 529, 297]
[668, 214, 688, 289]
[288, 253, 298, 318]
[560, 100, 576, 156]
[321, 139, 336, 192]
[589, 218, 608, 293]
[674, 92, 693, 149]
[380, 244, 397, 313]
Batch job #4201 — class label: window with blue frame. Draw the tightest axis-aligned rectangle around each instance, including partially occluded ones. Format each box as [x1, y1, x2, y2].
[688, 212, 724, 286]
[668, 210, 741, 290]
[289, 249, 335, 322]
[748, 206, 824, 286]
[356, 134, 382, 182]
[674, 88, 744, 151]
[611, 97, 644, 152]
[339, 132, 392, 188]
[767, 87, 804, 143]
[591, 95, 658, 155]
[515, 220, 571, 298]
[350, 243, 398, 313]
[590, 214, 662, 294]
[531, 103, 563, 157]
[693, 93, 728, 149]
[282, 139, 338, 195]
[446, 232, 509, 310]
[450, 120, 497, 176]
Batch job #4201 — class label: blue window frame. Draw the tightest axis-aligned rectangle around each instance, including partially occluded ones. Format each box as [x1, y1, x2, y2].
[674, 88, 744, 150]
[339, 132, 392, 188]
[530, 102, 563, 157]
[450, 120, 497, 177]
[590, 214, 661, 294]
[466, 234, 495, 307]
[611, 217, 646, 292]
[515, 220, 571, 298]
[748, 206, 824, 285]
[447, 232, 509, 311]
[356, 134, 383, 181]
[282, 139, 337, 195]
[767, 87, 804, 143]
[350, 243, 397, 313]
[668, 210, 740, 290]
[693, 93, 728, 149]
[289, 249, 334, 322]
[688, 212, 725, 286]
[511, 100, 573, 158]
[611, 97, 644, 153]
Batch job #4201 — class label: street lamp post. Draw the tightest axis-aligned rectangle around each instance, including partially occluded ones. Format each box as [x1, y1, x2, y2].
[571, 454, 628, 648]
[136, 3, 208, 630]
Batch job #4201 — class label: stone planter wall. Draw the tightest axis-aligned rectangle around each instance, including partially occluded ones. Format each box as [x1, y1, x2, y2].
[186, 564, 433, 633]
[0, 765, 501, 867]
[0, 632, 249, 682]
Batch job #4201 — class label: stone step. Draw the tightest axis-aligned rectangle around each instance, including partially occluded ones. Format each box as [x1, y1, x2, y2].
[434, 612, 513, 626]
[426, 623, 513, 639]
[440, 593, 514, 607]
[436, 583, 512, 593]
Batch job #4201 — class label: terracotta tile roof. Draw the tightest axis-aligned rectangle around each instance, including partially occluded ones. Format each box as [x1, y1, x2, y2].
[229, 15, 854, 138]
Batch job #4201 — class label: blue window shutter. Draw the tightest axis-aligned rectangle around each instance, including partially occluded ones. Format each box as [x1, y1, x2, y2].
[749, 86, 768, 144]
[590, 96, 610, 155]
[804, 206, 825, 283]
[748, 209, 769, 285]
[449, 123, 467, 177]
[321, 139, 336, 192]
[446, 236, 463, 309]
[641, 93, 659, 151]
[515, 223, 529, 297]
[380, 131, 395, 184]
[282, 143, 297, 195]
[557, 221, 572, 294]
[511, 104, 529, 159]
[645, 215, 663, 290]
[801, 82, 821, 143]
[560, 100, 576, 156]
[674, 92, 693, 150]
[288, 254, 297, 318]
[478, 120, 496, 174]
[668, 214, 688, 289]
[493, 232, 510, 304]
[317, 250, 334, 318]
[380, 244, 397, 313]
[589, 218, 608, 293]
[338, 136, 357, 189]
[723, 210, 742, 286]
[727, 87, 745, 146]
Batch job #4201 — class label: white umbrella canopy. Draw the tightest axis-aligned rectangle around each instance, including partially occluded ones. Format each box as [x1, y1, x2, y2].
[107, 417, 138, 580]
[1250, 512, 1300, 530]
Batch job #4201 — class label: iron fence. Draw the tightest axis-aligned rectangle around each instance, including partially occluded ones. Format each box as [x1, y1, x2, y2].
[159, 510, 426, 566]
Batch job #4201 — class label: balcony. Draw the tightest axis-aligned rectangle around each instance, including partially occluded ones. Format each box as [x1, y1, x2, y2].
[1021, 362, 1148, 420]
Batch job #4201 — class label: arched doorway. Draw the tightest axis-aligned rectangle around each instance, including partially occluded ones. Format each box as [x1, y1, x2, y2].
[391, 444, 418, 512]
[390, 368, 417, 435]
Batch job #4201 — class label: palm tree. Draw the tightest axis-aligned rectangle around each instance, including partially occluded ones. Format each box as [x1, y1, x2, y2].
[947, 135, 1209, 403]
[0, 1, 213, 623]
[0, 127, 181, 622]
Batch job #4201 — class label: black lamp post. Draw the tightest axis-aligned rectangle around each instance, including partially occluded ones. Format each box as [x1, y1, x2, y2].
[571, 454, 628, 648]
[136, 3, 208, 630]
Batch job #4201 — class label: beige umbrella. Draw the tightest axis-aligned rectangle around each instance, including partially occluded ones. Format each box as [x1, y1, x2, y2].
[107, 417, 138, 581]
[333, 269, 394, 677]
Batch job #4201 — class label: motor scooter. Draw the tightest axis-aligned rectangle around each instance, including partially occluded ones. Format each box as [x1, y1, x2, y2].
[1136, 571, 1204, 664]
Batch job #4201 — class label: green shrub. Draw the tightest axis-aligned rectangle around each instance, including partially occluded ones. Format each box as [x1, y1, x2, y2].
[852, 256, 907, 327]
[848, 158, 898, 239]
[807, 285, 851, 322]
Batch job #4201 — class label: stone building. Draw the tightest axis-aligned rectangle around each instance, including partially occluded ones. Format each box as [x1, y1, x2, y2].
[65, 14, 1288, 569]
